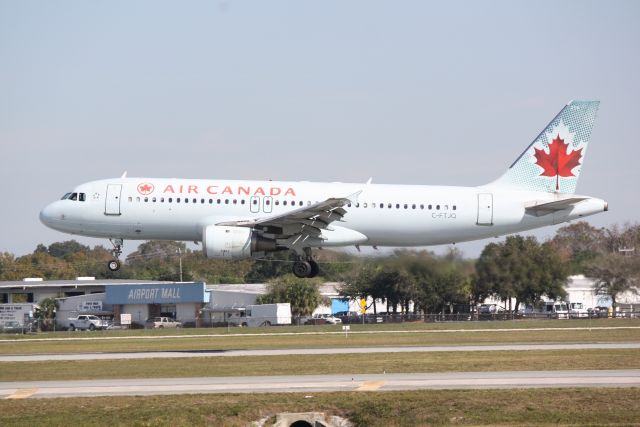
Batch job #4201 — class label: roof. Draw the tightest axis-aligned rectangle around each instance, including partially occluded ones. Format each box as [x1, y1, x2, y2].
[0, 279, 203, 290]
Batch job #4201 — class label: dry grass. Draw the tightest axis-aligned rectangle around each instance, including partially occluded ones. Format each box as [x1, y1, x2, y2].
[1, 388, 639, 426]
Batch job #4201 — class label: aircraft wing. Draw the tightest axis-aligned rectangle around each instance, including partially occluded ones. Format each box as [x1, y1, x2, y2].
[216, 191, 361, 243]
[524, 197, 589, 217]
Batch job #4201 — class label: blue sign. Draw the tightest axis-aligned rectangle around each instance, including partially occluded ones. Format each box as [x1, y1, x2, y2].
[105, 283, 209, 304]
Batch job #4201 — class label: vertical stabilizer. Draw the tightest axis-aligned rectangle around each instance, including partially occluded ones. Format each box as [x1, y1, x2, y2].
[490, 100, 599, 194]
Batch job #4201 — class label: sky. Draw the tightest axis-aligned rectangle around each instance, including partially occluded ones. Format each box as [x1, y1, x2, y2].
[1, 0, 639, 259]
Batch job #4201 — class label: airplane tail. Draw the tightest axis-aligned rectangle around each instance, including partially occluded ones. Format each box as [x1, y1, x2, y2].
[489, 100, 599, 194]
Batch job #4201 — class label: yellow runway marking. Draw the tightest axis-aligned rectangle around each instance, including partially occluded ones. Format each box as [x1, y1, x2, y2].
[357, 381, 385, 391]
[6, 388, 38, 399]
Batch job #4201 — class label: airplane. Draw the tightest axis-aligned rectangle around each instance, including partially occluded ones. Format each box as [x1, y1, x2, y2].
[40, 100, 607, 278]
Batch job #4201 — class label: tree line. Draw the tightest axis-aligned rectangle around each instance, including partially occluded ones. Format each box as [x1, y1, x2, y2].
[0, 222, 638, 314]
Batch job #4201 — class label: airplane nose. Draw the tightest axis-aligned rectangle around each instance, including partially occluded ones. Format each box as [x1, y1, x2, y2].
[39, 202, 61, 227]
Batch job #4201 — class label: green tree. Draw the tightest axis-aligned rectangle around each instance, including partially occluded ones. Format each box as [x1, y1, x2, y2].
[35, 297, 58, 331]
[475, 236, 568, 312]
[587, 253, 639, 316]
[257, 274, 324, 318]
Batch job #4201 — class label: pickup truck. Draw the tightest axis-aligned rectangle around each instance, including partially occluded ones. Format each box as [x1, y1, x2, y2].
[145, 317, 182, 329]
[62, 315, 108, 331]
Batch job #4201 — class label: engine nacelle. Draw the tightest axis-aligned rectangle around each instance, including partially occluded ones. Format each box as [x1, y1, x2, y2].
[202, 225, 276, 260]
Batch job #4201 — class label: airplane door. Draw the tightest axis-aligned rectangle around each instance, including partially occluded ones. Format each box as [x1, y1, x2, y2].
[263, 196, 273, 213]
[477, 193, 493, 226]
[105, 184, 122, 215]
[250, 196, 260, 213]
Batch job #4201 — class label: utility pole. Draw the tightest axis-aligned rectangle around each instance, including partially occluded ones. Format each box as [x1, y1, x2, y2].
[177, 248, 183, 282]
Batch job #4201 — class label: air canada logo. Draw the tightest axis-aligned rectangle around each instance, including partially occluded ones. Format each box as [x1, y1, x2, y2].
[534, 135, 583, 191]
[137, 182, 155, 195]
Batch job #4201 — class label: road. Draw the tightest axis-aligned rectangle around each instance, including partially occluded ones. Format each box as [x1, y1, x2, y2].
[1, 342, 639, 362]
[1, 370, 638, 399]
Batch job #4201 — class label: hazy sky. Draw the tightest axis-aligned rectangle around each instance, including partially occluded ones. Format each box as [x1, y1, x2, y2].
[1, 0, 638, 258]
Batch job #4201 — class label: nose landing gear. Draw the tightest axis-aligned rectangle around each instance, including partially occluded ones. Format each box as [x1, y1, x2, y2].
[107, 238, 124, 272]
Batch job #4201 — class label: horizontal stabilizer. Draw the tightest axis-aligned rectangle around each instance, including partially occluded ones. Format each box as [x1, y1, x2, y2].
[525, 197, 588, 217]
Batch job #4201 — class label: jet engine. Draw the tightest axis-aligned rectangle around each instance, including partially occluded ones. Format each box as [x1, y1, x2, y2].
[202, 225, 276, 260]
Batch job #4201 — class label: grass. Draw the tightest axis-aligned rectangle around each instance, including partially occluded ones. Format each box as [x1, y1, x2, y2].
[0, 349, 638, 381]
[1, 388, 639, 426]
[0, 323, 638, 355]
[0, 319, 640, 355]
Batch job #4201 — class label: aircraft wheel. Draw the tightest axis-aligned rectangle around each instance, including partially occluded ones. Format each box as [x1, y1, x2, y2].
[308, 260, 320, 278]
[108, 259, 121, 271]
[293, 260, 312, 278]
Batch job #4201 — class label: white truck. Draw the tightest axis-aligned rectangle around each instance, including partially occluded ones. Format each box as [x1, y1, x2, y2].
[544, 301, 569, 319]
[229, 303, 292, 327]
[569, 302, 589, 319]
[61, 315, 108, 331]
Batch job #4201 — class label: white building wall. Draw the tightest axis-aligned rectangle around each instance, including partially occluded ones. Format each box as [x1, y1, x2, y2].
[121, 304, 149, 325]
[176, 303, 197, 323]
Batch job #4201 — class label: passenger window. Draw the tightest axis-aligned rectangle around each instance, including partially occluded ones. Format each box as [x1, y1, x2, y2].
[128, 197, 133, 202]
[161, 198, 165, 203]
[136, 197, 141, 202]
[144, 197, 149, 202]
[299, 201, 303, 206]
[252, 199, 258, 205]
[283, 201, 288, 206]
[193, 198, 197, 203]
[177, 198, 181, 203]
[395, 204, 399, 209]
[225, 199, 229, 204]
[217, 199, 221, 204]
[265, 199, 270, 205]
[379, 203, 384, 208]
[276, 200, 280, 206]
[412, 204, 416, 209]
[241, 200, 245, 205]
[436, 205, 440, 210]
[152, 197, 156, 202]
[420, 204, 424, 209]
[201, 198, 205, 204]
[363, 203, 368, 208]
[347, 203, 351, 207]
[185, 198, 188, 203]
[168, 198, 173, 203]
[356, 203, 360, 208]
[428, 204, 432, 210]
[209, 199, 213, 204]
[453, 205, 457, 210]
[233, 199, 237, 204]
[404, 204, 408, 209]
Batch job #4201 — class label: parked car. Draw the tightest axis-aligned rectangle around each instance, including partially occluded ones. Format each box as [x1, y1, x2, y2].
[145, 317, 182, 329]
[1, 321, 23, 334]
[312, 314, 342, 324]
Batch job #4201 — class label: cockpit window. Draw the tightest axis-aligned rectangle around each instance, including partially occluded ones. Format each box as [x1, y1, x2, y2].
[78, 193, 86, 202]
[69, 193, 78, 201]
[61, 193, 72, 200]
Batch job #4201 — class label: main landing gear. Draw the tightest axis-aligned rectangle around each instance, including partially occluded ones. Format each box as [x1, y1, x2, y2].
[292, 248, 320, 278]
[107, 238, 123, 272]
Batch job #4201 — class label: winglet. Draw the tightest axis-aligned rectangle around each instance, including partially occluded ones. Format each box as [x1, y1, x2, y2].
[366, 177, 373, 185]
[121, 171, 128, 178]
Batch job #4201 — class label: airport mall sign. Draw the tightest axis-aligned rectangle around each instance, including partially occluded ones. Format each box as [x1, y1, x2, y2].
[105, 283, 209, 305]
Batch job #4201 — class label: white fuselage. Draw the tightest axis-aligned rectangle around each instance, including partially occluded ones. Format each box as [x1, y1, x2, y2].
[40, 178, 607, 248]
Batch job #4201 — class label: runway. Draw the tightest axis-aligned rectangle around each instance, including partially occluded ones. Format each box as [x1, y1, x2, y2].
[1, 342, 639, 362]
[1, 370, 638, 398]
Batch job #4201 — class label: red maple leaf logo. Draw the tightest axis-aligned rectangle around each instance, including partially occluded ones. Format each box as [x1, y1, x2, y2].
[534, 135, 582, 191]
[137, 183, 154, 195]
